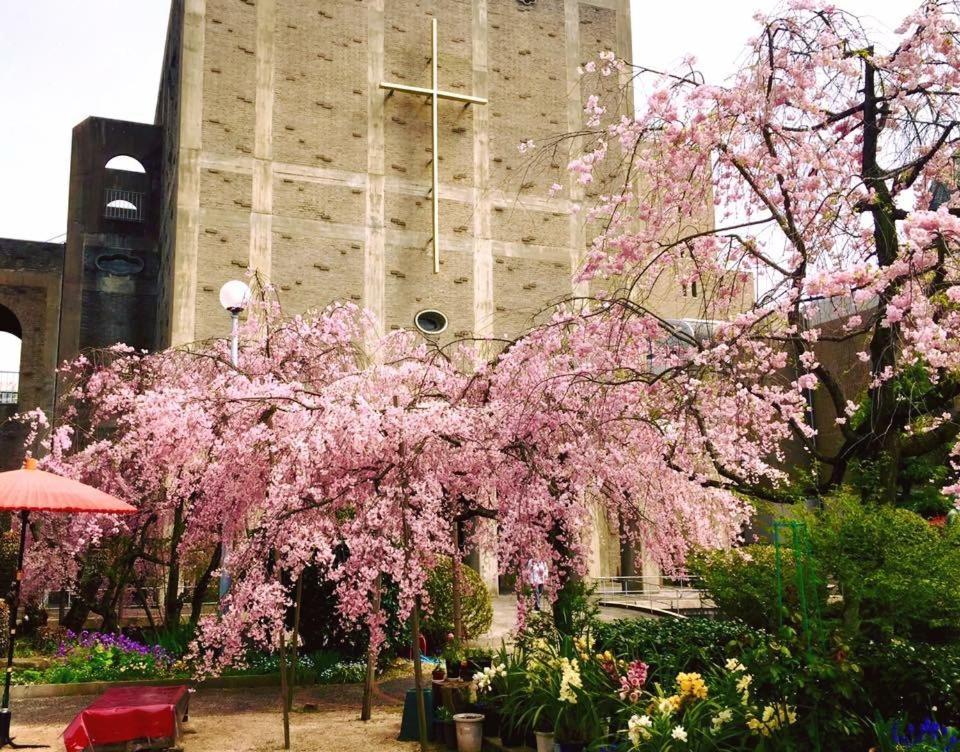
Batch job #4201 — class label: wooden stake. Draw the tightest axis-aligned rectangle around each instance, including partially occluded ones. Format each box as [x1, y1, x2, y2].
[451, 522, 464, 641]
[361, 574, 382, 722]
[288, 574, 303, 714]
[410, 594, 429, 751]
[279, 625, 290, 749]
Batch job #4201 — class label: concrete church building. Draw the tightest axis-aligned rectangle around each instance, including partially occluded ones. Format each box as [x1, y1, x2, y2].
[1, 0, 721, 589]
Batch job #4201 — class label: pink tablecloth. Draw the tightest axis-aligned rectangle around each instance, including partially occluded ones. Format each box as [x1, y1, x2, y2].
[62, 685, 189, 752]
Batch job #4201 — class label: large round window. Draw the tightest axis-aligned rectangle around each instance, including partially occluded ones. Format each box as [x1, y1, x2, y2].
[414, 309, 448, 335]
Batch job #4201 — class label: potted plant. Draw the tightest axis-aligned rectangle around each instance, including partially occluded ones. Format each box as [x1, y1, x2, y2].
[504, 635, 612, 752]
[453, 712, 485, 752]
[432, 661, 446, 681]
[442, 639, 465, 680]
[477, 645, 525, 746]
[459, 657, 475, 682]
[467, 646, 494, 673]
[434, 706, 457, 751]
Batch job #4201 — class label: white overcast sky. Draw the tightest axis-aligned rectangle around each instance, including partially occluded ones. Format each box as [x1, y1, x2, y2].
[0, 0, 919, 246]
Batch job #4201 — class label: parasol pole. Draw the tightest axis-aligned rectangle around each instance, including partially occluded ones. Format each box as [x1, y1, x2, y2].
[0, 510, 28, 745]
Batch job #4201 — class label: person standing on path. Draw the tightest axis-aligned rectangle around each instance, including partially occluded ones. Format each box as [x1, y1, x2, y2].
[527, 559, 548, 611]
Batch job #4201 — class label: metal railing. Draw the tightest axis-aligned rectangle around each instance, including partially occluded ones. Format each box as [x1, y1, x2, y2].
[42, 583, 220, 623]
[0, 371, 18, 405]
[589, 574, 714, 616]
[104, 189, 144, 221]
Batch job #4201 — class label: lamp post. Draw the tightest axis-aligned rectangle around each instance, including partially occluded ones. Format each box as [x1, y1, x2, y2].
[217, 280, 250, 603]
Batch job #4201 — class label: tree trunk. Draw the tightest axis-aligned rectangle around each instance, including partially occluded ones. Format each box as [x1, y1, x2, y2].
[361, 574, 382, 722]
[163, 503, 186, 628]
[61, 569, 101, 631]
[410, 595, 429, 752]
[550, 523, 581, 635]
[451, 522, 464, 641]
[189, 544, 221, 626]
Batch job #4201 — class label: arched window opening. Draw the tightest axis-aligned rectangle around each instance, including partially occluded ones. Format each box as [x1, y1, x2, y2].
[0, 305, 23, 406]
[104, 192, 143, 221]
[105, 155, 146, 173]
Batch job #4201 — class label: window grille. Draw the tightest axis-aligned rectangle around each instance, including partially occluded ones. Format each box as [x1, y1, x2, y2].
[0, 371, 18, 405]
[104, 189, 144, 222]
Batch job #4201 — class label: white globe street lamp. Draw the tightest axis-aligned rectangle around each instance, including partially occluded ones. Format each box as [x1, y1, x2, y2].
[219, 280, 251, 369]
[217, 280, 250, 604]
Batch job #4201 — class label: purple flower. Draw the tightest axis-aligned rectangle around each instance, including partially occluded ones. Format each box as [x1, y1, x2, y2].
[55, 630, 172, 666]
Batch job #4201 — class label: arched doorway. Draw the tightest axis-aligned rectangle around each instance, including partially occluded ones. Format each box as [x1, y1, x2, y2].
[0, 305, 22, 407]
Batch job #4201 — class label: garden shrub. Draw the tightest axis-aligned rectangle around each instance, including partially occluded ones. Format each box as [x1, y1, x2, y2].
[0, 530, 17, 596]
[693, 492, 960, 643]
[813, 492, 960, 642]
[859, 638, 960, 724]
[688, 545, 803, 631]
[16, 630, 177, 685]
[421, 557, 493, 645]
[593, 617, 762, 685]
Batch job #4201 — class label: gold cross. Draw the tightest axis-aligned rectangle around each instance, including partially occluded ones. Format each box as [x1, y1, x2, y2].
[381, 18, 488, 274]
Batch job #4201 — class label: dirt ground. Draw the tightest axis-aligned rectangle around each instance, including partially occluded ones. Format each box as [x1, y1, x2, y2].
[16, 678, 421, 751]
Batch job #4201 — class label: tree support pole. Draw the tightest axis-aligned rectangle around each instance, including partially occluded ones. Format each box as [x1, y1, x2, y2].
[0, 511, 44, 748]
[451, 522, 464, 641]
[410, 595, 429, 751]
[361, 575, 382, 722]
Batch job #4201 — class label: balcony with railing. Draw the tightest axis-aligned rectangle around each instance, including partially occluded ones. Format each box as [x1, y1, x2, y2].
[0, 371, 18, 405]
[104, 189, 145, 222]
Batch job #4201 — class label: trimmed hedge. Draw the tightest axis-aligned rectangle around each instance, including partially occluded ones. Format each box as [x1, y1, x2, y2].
[421, 558, 493, 645]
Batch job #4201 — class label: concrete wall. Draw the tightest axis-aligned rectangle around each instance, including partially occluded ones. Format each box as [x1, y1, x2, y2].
[0, 239, 64, 470]
[60, 117, 163, 364]
[159, 0, 635, 346]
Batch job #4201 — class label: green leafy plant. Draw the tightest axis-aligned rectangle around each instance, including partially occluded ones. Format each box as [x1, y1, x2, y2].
[440, 637, 464, 666]
[421, 557, 493, 644]
[812, 491, 960, 642]
[689, 545, 804, 631]
[501, 633, 616, 743]
[552, 578, 599, 636]
[617, 662, 801, 751]
[594, 617, 762, 686]
[859, 639, 960, 722]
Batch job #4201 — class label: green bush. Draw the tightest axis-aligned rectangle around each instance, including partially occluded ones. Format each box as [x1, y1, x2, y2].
[21, 643, 176, 685]
[813, 492, 960, 642]
[693, 492, 960, 643]
[593, 617, 762, 685]
[421, 557, 493, 645]
[689, 545, 803, 631]
[859, 638, 960, 723]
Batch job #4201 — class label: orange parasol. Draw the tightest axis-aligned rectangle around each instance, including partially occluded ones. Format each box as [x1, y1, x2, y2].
[0, 459, 138, 515]
[0, 458, 136, 748]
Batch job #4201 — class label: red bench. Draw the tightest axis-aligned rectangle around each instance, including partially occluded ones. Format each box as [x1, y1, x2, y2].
[63, 685, 190, 752]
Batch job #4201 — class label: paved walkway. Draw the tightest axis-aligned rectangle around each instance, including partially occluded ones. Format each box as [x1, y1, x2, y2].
[476, 595, 652, 647]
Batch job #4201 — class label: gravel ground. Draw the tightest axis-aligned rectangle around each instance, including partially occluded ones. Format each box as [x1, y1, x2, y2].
[15, 679, 420, 751]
